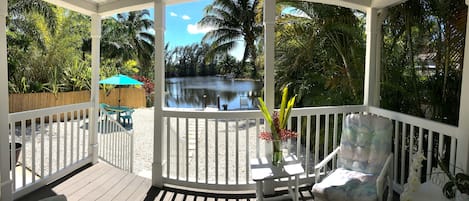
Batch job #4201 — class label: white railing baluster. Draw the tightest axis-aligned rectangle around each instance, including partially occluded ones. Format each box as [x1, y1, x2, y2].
[306, 115, 312, 177]
[332, 113, 338, 169]
[82, 110, 86, 160]
[205, 118, 208, 184]
[426, 131, 433, 180]
[296, 116, 301, 160]
[21, 120, 26, 187]
[438, 133, 444, 159]
[32, 118, 36, 183]
[401, 123, 406, 184]
[215, 119, 219, 184]
[324, 114, 329, 161]
[11, 122, 16, 189]
[186, 118, 189, 181]
[225, 120, 228, 184]
[130, 131, 134, 172]
[313, 115, 319, 175]
[56, 113, 62, 172]
[167, 117, 171, 178]
[41, 116, 46, 177]
[450, 137, 456, 174]
[70, 111, 74, 164]
[409, 125, 415, 154]
[256, 118, 260, 158]
[235, 120, 239, 185]
[176, 117, 180, 180]
[195, 119, 199, 182]
[245, 119, 249, 184]
[49, 115, 53, 176]
[76, 110, 80, 161]
[418, 127, 423, 153]
[64, 112, 68, 167]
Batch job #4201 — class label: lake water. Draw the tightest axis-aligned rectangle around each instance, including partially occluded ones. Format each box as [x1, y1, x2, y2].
[165, 76, 263, 110]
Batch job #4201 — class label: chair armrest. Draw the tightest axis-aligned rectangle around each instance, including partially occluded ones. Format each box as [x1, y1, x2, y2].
[376, 153, 393, 201]
[314, 146, 340, 183]
[315, 146, 340, 170]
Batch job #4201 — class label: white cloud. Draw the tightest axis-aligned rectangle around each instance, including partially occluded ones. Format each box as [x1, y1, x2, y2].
[170, 12, 178, 17]
[182, 15, 191, 20]
[187, 23, 214, 34]
[229, 41, 245, 61]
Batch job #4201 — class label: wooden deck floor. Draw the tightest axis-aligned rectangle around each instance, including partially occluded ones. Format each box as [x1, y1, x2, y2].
[16, 162, 316, 201]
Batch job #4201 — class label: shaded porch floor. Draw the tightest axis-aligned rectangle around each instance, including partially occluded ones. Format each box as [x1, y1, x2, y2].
[16, 162, 317, 201]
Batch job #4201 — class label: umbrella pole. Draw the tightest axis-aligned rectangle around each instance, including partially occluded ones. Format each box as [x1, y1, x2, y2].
[118, 87, 121, 107]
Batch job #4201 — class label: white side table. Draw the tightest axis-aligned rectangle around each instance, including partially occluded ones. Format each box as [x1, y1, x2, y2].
[250, 154, 304, 201]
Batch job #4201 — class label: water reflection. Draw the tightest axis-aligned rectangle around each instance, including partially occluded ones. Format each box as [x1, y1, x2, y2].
[165, 76, 263, 110]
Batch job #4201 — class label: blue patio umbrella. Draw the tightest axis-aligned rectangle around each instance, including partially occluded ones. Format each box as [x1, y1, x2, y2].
[99, 74, 143, 106]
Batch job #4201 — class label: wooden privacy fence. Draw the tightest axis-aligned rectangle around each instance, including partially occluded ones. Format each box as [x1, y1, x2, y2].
[9, 88, 146, 113]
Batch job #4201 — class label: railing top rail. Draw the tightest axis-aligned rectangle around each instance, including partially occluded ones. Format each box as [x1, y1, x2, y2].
[368, 106, 458, 137]
[162, 105, 367, 119]
[290, 105, 366, 116]
[162, 108, 264, 119]
[9, 102, 92, 122]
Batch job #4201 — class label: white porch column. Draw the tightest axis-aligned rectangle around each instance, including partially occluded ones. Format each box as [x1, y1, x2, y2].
[263, 0, 275, 195]
[364, 7, 380, 107]
[153, 0, 165, 187]
[456, 1, 469, 172]
[89, 14, 101, 164]
[0, 0, 13, 199]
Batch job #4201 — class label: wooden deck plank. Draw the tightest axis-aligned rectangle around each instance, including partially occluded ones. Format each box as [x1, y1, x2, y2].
[67, 164, 123, 200]
[52, 163, 110, 196]
[78, 167, 129, 201]
[94, 173, 138, 201]
[126, 177, 152, 200]
[112, 175, 146, 201]
[51, 163, 106, 192]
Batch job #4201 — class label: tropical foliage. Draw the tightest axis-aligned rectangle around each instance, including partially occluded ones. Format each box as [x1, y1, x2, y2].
[275, 2, 365, 107]
[381, 0, 466, 125]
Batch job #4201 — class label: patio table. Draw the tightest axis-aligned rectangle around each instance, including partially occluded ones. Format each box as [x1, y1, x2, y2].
[250, 154, 304, 201]
[105, 106, 132, 123]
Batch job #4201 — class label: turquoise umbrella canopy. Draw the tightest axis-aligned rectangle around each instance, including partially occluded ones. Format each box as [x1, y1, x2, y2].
[99, 74, 143, 106]
[99, 74, 143, 85]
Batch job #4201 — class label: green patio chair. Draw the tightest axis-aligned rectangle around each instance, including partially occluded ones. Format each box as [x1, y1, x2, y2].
[119, 108, 135, 128]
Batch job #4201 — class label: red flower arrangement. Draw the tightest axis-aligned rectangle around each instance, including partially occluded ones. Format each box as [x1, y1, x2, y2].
[258, 111, 297, 141]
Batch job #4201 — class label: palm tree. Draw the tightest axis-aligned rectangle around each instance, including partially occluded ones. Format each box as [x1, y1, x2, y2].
[199, 0, 262, 78]
[100, 10, 154, 76]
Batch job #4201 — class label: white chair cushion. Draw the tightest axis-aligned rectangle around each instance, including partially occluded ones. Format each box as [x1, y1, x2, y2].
[312, 168, 378, 201]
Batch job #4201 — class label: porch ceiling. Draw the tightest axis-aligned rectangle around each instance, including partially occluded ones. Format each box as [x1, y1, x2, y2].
[42, 0, 195, 17]
[42, 0, 407, 17]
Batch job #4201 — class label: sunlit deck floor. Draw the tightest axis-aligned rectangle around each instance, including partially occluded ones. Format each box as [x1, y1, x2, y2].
[17, 162, 319, 201]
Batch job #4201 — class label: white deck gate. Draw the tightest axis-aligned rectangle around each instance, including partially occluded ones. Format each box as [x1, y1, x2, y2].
[97, 109, 134, 172]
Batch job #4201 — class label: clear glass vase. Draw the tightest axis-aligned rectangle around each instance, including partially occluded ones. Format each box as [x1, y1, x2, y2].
[272, 140, 283, 166]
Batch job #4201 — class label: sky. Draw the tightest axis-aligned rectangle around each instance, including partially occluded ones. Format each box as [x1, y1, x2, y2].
[148, 0, 245, 60]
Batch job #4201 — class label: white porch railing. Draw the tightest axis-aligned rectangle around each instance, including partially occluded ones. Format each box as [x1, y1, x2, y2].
[8, 103, 92, 198]
[98, 109, 134, 172]
[161, 105, 464, 193]
[161, 105, 366, 190]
